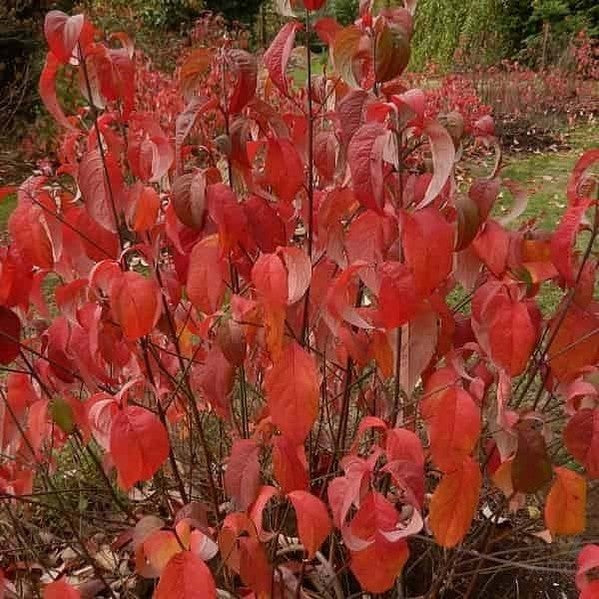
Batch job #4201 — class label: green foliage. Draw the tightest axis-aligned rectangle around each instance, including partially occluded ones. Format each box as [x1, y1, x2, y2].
[410, 0, 504, 70]
[137, 0, 203, 30]
[333, 0, 359, 25]
[411, 0, 598, 71]
[204, 0, 264, 25]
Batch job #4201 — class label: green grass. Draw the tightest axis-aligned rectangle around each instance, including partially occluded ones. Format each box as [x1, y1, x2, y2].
[0, 192, 16, 232]
[495, 121, 599, 230]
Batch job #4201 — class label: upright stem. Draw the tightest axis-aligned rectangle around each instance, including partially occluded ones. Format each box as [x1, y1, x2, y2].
[140, 338, 189, 505]
[302, 9, 315, 347]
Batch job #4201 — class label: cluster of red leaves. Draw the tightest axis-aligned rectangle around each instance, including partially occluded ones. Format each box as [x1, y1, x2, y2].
[0, 0, 598, 597]
[472, 59, 597, 128]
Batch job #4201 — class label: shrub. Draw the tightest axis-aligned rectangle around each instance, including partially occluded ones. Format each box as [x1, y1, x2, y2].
[0, 2, 597, 598]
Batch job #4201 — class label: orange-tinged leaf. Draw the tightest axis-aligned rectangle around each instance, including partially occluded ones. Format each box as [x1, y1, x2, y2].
[110, 271, 161, 340]
[110, 406, 169, 490]
[429, 456, 481, 548]
[564, 409, 599, 479]
[272, 435, 309, 494]
[547, 302, 599, 383]
[252, 253, 288, 306]
[239, 536, 272, 598]
[487, 299, 537, 376]
[154, 551, 216, 598]
[180, 48, 214, 101]
[225, 439, 261, 510]
[347, 492, 413, 592]
[427, 387, 481, 472]
[351, 538, 409, 593]
[472, 220, 510, 277]
[402, 206, 454, 295]
[545, 467, 586, 535]
[288, 490, 332, 558]
[187, 235, 227, 314]
[143, 530, 181, 574]
[332, 25, 369, 89]
[265, 341, 320, 444]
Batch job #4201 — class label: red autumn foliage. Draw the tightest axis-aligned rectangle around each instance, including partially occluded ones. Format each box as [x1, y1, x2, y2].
[0, 1, 597, 597]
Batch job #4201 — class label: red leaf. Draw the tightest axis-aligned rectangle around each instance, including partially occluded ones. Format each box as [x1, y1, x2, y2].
[288, 491, 332, 559]
[314, 17, 343, 46]
[577, 544, 599, 596]
[207, 183, 249, 253]
[175, 97, 218, 175]
[351, 538, 409, 593]
[127, 184, 160, 232]
[402, 206, 454, 295]
[110, 405, 169, 489]
[44, 11, 84, 63]
[547, 302, 599, 382]
[154, 551, 216, 599]
[251, 253, 288, 306]
[39, 52, 74, 129]
[417, 121, 455, 208]
[110, 272, 161, 340]
[43, 578, 80, 599]
[304, 0, 327, 9]
[399, 307, 438, 395]
[265, 341, 320, 444]
[0, 307, 21, 365]
[487, 299, 537, 376]
[347, 492, 412, 592]
[348, 122, 387, 212]
[244, 195, 287, 253]
[472, 281, 538, 377]
[225, 439, 261, 510]
[263, 21, 302, 96]
[429, 455, 481, 548]
[337, 89, 373, 147]
[258, 138, 305, 204]
[426, 387, 481, 471]
[564, 409, 599, 479]
[228, 49, 257, 113]
[377, 262, 421, 329]
[187, 235, 227, 314]
[472, 220, 510, 277]
[8, 193, 54, 269]
[79, 149, 119, 233]
[277, 246, 311, 305]
[194, 346, 234, 419]
[172, 169, 217, 230]
[545, 466, 586, 535]
[272, 435, 309, 493]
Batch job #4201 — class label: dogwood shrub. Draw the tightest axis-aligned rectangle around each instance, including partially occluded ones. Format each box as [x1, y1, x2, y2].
[0, 1, 597, 597]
